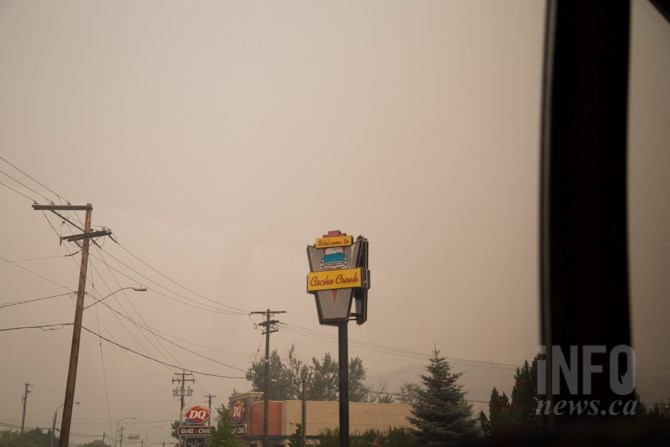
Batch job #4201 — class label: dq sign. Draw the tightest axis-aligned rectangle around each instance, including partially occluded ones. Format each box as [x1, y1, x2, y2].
[184, 405, 210, 425]
[231, 400, 245, 424]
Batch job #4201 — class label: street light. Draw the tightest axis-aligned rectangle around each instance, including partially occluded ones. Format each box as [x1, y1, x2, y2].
[145, 426, 162, 446]
[115, 416, 136, 447]
[50, 402, 79, 447]
[84, 286, 148, 309]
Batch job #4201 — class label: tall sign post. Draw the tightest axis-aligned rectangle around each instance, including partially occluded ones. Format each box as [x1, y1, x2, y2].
[306, 230, 370, 447]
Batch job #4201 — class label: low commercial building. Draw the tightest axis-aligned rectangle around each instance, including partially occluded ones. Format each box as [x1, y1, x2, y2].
[229, 392, 413, 446]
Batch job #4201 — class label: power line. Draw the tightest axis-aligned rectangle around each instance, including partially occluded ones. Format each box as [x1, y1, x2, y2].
[90, 305, 175, 394]
[280, 322, 519, 370]
[91, 297, 248, 373]
[0, 168, 51, 202]
[81, 325, 246, 379]
[88, 255, 182, 369]
[87, 250, 245, 315]
[0, 157, 85, 235]
[0, 323, 73, 332]
[107, 241, 249, 315]
[0, 155, 69, 203]
[0, 292, 73, 309]
[0, 255, 74, 264]
[0, 256, 74, 291]
[0, 180, 38, 202]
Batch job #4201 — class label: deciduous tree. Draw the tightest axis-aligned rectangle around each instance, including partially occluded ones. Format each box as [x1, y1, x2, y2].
[246, 345, 380, 402]
[206, 404, 240, 447]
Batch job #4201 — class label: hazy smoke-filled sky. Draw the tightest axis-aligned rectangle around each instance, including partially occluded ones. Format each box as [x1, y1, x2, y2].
[1, 1, 668, 444]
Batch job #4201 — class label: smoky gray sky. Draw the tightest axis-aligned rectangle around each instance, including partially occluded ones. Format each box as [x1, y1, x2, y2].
[1, 0, 668, 444]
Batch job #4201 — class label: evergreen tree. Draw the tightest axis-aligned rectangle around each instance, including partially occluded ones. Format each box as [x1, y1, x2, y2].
[478, 387, 512, 436]
[509, 359, 540, 429]
[206, 404, 240, 447]
[407, 348, 479, 446]
[479, 356, 543, 437]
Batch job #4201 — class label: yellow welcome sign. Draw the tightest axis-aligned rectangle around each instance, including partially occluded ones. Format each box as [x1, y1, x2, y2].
[315, 235, 353, 249]
[307, 268, 362, 292]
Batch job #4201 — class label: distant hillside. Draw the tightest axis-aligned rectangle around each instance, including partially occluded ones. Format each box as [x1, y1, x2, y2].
[370, 363, 670, 416]
[367, 361, 517, 416]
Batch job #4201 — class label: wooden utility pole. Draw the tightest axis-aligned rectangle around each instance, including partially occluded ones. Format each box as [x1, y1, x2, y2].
[251, 309, 286, 447]
[60, 203, 90, 447]
[172, 370, 195, 424]
[301, 374, 307, 447]
[33, 203, 111, 447]
[205, 393, 216, 414]
[20, 382, 31, 433]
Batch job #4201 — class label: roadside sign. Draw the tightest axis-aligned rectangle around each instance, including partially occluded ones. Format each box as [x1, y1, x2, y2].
[178, 426, 213, 436]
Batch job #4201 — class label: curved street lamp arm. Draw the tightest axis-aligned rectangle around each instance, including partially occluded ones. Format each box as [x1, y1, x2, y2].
[84, 286, 147, 309]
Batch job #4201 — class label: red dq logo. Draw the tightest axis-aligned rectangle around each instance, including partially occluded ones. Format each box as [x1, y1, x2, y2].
[231, 400, 245, 424]
[184, 405, 210, 425]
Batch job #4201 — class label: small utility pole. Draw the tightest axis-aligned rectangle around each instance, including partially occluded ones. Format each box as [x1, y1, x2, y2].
[301, 374, 307, 447]
[205, 393, 216, 415]
[251, 309, 286, 447]
[20, 382, 31, 433]
[33, 203, 111, 447]
[118, 426, 124, 447]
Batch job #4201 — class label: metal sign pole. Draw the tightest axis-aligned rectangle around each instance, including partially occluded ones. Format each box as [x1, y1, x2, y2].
[338, 321, 349, 447]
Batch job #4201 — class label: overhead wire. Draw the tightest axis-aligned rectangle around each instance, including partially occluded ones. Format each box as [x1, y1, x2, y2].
[0, 167, 52, 202]
[0, 180, 38, 202]
[0, 323, 72, 332]
[93, 299, 115, 447]
[87, 250, 245, 315]
[111, 240, 249, 314]
[0, 292, 73, 309]
[87, 257, 178, 368]
[91, 298, 247, 373]
[0, 155, 69, 203]
[89, 306, 174, 391]
[81, 325, 246, 379]
[87, 250, 249, 377]
[0, 155, 86, 232]
[85, 265, 116, 437]
[0, 255, 74, 291]
[0, 254, 74, 264]
[1, 159, 249, 399]
[279, 322, 518, 370]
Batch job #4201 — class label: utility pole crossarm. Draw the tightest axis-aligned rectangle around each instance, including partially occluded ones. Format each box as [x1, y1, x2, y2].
[61, 230, 112, 242]
[32, 204, 92, 211]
